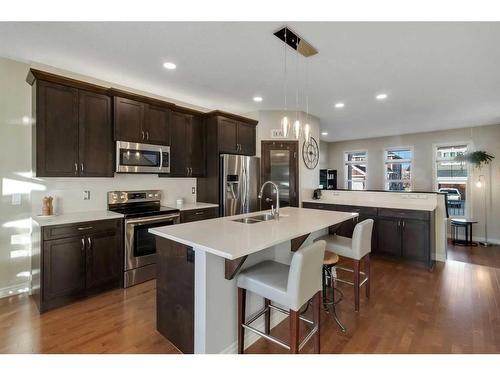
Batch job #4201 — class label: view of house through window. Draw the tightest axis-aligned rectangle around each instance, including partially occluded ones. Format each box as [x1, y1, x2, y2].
[435, 144, 468, 216]
[384, 148, 412, 191]
[344, 151, 367, 190]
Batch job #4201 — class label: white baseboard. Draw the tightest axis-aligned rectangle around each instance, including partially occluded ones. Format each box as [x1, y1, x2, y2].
[471, 236, 500, 245]
[0, 282, 30, 300]
[219, 310, 288, 354]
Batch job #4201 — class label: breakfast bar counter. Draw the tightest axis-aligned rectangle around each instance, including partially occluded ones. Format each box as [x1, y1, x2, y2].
[150, 206, 357, 354]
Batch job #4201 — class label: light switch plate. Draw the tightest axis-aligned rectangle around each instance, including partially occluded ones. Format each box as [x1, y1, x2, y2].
[83, 190, 91, 200]
[12, 194, 21, 205]
[191, 187, 196, 194]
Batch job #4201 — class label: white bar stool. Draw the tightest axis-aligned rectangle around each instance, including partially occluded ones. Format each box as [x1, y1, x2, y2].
[315, 219, 374, 312]
[236, 240, 326, 354]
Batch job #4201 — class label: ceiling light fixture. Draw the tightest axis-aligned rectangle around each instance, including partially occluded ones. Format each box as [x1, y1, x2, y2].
[334, 102, 345, 109]
[321, 132, 328, 136]
[275, 26, 317, 141]
[253, 96, 263, 102]
[163, 62, 176, 70]
[376, 93, 388, 100]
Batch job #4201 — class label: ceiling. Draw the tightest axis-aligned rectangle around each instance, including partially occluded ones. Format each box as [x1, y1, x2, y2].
[1, 22, 500, 142]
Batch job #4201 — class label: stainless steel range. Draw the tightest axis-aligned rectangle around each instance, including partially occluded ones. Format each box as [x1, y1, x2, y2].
[108, 190, 180, 288]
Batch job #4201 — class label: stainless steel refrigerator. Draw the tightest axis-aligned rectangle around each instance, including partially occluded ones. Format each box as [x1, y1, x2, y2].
[220, 154, 261, 217]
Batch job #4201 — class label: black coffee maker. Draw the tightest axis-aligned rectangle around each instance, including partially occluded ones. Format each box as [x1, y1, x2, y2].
[313, 188, 322, 200]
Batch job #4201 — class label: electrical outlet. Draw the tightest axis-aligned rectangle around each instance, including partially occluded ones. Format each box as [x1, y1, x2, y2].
[191, 187, 196, 194]
[83, 190, 91, 200]
[12, 194, 21, 205]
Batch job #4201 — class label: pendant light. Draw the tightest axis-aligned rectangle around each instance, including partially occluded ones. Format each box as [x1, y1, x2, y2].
[293, 43, 301, 140]
[281, 28, 290, 137]
[303, 56, 311, 143]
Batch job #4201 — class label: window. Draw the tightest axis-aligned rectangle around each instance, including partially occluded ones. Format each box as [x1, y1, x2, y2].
[344, 151, 367, 190]
[434, 144, 469, 217]
[384, 148, 412, 191]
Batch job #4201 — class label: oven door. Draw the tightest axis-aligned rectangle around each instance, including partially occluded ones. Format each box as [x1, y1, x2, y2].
[116, 141, 170, 174]
[124, 213, 180, 271]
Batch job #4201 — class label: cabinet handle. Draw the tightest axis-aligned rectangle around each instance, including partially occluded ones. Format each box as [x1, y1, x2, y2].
[142, 131, 145, 140]
[81, 163, 84, 173]
[77, 226, 93, 231]
[87, 236, 92, 249]
[146, 131, 149, 140]
[81, 238, 85, 251]
[402, 220, 405, 230]
[195, 211, 204, 215]
[74, 163, 78, 174]
[190, 167, 193, 176]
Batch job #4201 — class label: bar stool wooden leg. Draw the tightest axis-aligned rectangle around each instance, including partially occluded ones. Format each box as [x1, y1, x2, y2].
[353, 260, 360, 312]
[238, 287, 246, 354]
[365, 254, 371, 299]
[312, 291, 321, 354]
[264, 298, 271, 334]
[289, 309, 300, 354]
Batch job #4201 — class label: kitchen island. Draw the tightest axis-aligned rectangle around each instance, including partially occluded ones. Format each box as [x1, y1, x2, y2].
[150, 206, 357, 354]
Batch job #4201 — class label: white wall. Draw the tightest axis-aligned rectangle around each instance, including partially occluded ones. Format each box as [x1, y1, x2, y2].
[247, 110, 321, 203]
[0, 57, 204, 297]
[326, 124, 500, 242]
[0, 58, 32, 297]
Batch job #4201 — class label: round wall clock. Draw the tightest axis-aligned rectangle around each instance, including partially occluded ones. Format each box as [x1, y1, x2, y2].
[302, 137, 319, 170]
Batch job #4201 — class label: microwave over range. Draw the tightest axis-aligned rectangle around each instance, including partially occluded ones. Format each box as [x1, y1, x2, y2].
[116, 141, 170, 174]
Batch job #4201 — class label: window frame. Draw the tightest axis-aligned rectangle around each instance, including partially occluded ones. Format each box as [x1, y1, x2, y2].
[432, 141, 473, 218]
[344, 149, 368, 190]
[383, 146, 413, 191]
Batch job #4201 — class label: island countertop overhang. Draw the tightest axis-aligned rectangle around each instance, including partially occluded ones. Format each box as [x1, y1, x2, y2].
[149, 206, 358, 260]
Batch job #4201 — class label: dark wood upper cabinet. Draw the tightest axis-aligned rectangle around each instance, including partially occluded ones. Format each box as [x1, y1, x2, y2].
[113, 97, 145, 143]
[145, 104, 171, 145]
[111, 89, 172, 146]
[218, 117, 239, 154]
[79, 90, 113, 177]
[237, 122, 256, 156]
[28, 70, 113, 178]
[35, 80, 79, 177]
[169, 110, 189, 176]
[167, 110, 205, 177]
[216, 116, 256, 156]
[189, 115, 206, 177]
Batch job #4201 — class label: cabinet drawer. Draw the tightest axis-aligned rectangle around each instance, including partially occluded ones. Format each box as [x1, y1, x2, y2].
[43, 219, 121, 241]
[332, 204, 378, 216]
[302, 202, 335, 210]
[378, 208, 430, 221]
[180, 207, 218, 223]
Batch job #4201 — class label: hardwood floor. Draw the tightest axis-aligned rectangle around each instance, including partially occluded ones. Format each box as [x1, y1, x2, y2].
[1, 251, 500, 354]
[447, 241, 500, 269]
[0, 280, 180, 354]
[247, 256, 500, 354]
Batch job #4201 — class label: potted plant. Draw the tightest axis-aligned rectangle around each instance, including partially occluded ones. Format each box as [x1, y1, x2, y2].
[455, 150, 495, 169]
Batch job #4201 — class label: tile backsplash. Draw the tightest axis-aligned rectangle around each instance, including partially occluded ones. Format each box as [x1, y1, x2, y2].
[31, 174, 196, 215]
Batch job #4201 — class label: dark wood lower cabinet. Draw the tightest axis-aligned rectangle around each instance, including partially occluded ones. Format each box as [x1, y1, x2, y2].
[180, 207, 218, 223]
[33, 219, 123, 313]
[156, 238, 194, 354]
[302, 202, 435, 268]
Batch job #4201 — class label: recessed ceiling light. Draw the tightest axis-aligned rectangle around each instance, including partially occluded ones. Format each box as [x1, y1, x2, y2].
[376, 93, 388, 100]
[321, 132, 328, 136]
[253, 96, 263, 102]
[163, 62, 176, 70]
[334, 102, 345, 109]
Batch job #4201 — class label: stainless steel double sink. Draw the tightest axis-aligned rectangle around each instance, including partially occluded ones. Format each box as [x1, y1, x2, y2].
[232, 213, 276, 224]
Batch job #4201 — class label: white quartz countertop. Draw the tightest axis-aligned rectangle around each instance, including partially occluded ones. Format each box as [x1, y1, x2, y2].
[175, 202, 219, 211]
[32, 210, 124, 227]
[149, 206, 357, 260]
[302, 198, 437, 211]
